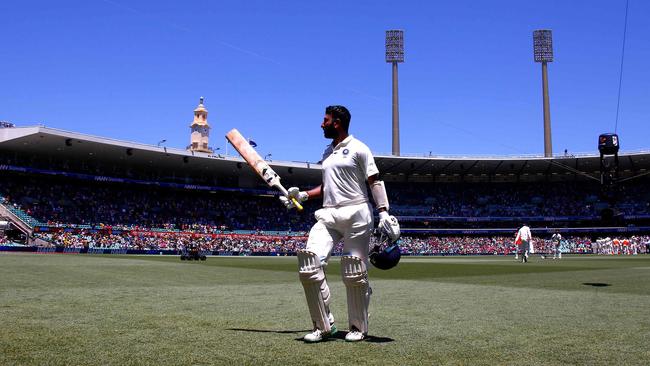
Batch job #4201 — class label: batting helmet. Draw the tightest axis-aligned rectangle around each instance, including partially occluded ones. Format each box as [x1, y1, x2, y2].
[369, 242, 401, 270]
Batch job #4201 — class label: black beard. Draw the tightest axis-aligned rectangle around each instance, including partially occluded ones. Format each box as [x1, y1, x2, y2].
[323, 125, 337, 139]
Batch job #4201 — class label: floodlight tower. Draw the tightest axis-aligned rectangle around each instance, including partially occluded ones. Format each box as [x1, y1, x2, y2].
[533, 30, 554, 157]
[386, 30, 404, 156]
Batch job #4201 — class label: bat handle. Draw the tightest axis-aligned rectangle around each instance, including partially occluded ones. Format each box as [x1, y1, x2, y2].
[291, 197, 304, 211]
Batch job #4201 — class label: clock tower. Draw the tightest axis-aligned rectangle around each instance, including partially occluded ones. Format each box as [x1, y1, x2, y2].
[188, 97, 212, 153]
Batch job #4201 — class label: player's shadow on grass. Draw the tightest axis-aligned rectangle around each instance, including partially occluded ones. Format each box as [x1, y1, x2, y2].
[227, 328, 307, 334]
[582, 282, 611, 287]
[365, 335, 394, 343]
[290, 332, 394, 343]
[227, 328, 394, 343]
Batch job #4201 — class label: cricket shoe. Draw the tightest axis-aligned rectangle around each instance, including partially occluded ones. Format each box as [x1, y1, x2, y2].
[345, 327, 366, 342]
[303, 314, 337, 343]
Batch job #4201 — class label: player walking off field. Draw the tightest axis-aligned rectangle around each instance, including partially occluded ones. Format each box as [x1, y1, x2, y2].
[515, 224, 533, 263]
[552, 231, 562, 259]
[280, 105, 399, 343]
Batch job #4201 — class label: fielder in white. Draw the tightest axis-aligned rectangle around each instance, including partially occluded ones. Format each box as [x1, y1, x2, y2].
[551, 231, 562, 259]
[515, 224, 534, 263]
[280, 105, 399, 343]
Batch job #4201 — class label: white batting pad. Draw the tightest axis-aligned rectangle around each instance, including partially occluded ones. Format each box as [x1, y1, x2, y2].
[297, 250, 332, 332]
[341, 255, 370, 334]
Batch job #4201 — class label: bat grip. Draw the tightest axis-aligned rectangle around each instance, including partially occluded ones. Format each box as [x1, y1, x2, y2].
[291, 197, 304, 211]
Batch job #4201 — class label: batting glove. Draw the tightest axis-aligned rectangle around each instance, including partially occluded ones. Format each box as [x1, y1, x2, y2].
[279, 187, 308, 210]
[378, 211, 400, 242]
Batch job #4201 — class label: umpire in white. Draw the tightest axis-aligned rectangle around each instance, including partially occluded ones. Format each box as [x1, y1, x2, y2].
[280, 105, 400, 343]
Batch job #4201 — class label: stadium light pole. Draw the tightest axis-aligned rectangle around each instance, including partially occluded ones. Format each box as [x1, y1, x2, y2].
[157, 139, 167, 147]
[533, 29, 554, 157]
[386, 30, 404, 156]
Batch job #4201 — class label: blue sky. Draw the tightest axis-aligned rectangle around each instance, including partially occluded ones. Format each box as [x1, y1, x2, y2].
[1, 0, 648, 162]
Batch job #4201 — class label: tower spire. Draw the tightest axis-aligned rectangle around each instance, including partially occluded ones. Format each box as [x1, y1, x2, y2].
[188, 97, 212, 153]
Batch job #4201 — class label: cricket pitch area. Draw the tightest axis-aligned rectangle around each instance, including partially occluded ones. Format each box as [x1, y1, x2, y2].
[1, 253, 649, 365]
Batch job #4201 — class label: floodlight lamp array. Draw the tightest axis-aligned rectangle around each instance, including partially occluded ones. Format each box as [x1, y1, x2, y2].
[533, 29, 553, 62]
[385, 30, 404, 63]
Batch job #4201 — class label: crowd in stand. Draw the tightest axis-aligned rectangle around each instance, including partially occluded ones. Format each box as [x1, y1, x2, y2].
[2, 173, 650, 234]
[2, 171, 650, 255]
[31, 229, 650, 256]
[396, 235, 638, 255]
[0, 174, 650, 231]
[34, 230, 308, 254]
[0, 173, 316, 232]
[388, 182, 650, 217]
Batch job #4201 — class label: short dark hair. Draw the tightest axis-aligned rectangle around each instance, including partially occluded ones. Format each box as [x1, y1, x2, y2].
[326, 105, 351, 132]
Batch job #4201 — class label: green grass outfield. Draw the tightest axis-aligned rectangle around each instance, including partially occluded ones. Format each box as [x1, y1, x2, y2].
[1, 253, 649, 365]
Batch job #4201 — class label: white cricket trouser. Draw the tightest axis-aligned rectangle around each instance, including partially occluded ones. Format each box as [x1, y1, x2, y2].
[518, 240, 530, 256]
[306, 202, 374, 265]
[304, 202, 374, 333]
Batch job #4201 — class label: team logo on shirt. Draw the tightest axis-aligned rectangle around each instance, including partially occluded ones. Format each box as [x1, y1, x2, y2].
[342, 149, 349, 155]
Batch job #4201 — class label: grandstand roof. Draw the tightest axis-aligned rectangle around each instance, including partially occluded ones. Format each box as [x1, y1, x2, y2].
[0, 126, 321, 185]
[1, 126, 650, 183]
[375, 152, 650, 183]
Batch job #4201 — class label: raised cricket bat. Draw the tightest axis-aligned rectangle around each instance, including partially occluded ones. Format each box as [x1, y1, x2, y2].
[226, 128, 303, 211]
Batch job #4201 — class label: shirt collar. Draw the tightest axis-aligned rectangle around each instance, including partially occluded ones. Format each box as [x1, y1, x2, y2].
[332, 135, 353, 150]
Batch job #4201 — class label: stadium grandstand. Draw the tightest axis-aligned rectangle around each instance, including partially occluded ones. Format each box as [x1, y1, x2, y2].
[1, 125, 649, 255]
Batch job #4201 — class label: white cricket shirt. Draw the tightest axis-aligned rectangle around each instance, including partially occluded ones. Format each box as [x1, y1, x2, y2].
[320, 135, 379, 208]
[517, 225, 532, 241]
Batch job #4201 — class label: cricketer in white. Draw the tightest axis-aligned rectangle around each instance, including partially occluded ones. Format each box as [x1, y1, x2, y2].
[280, 105, 399, 343]
[515, 224, 534, 263]
[552, 231, 562, 259]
